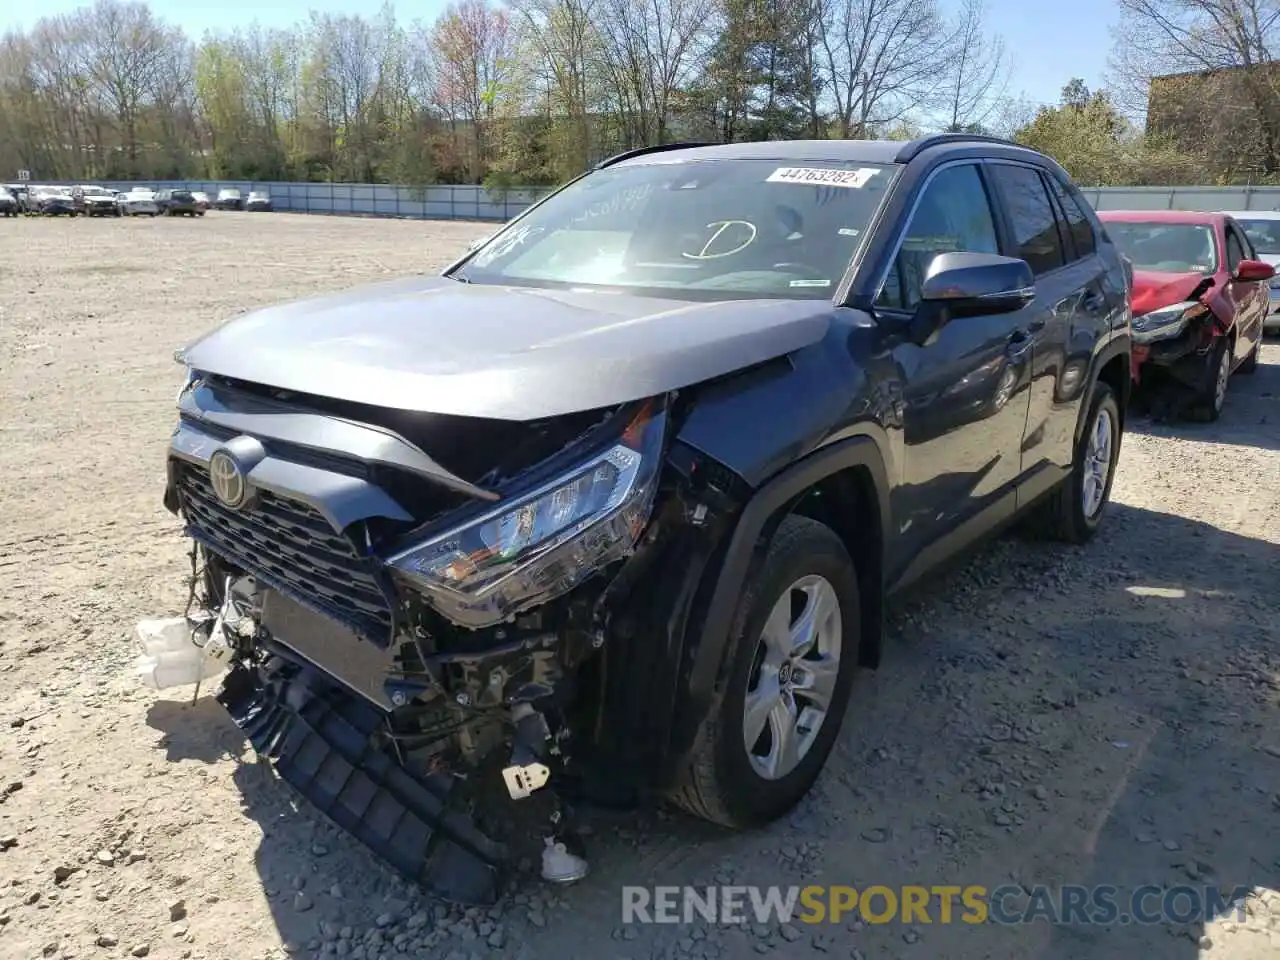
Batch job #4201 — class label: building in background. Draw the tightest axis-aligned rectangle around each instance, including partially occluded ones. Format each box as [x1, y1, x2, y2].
[1146, 63, 1280, 182]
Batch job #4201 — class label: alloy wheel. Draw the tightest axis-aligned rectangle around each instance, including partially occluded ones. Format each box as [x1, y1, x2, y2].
[743, 574, 843, 781]
[1081, 406, 1114, 520]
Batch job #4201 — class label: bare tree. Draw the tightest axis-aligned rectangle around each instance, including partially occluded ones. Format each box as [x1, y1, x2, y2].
[938, 0, 1009, 132]
[507, 0, 601, 173]
[596, 0, 713, 144]
[78, 0, 171, 168]
[430, 0, 515, 180]
[816, 0, 949, 138]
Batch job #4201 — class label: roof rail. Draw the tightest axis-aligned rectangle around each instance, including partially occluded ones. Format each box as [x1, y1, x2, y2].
[894, 132, 1025, 163]
[593, 141, 719, 170]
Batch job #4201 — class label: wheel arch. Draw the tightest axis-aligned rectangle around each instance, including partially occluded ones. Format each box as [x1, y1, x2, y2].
[1078, 332, 1132, 444]
[669, 434, 891, 769]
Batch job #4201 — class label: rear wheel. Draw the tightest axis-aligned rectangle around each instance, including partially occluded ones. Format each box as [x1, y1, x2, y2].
[1030, 379, 1121, 544]
[670, 515, 859, 828]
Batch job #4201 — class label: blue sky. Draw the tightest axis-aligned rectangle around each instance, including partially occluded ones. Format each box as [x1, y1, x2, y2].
[4, 0, 1117, 112]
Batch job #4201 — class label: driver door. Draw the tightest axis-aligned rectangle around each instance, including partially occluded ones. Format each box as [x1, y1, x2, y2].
[878, 162, 1035, 585]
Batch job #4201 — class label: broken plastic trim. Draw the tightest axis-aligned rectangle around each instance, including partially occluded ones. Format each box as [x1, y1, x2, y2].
[218, 659, 508, 905]
[179, 377, 500, 503]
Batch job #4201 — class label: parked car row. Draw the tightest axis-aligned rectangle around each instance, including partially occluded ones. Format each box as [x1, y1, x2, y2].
[0, 183, 273, 217]
[1098, 207, 1278, 421]
[212, 188, 273, 211]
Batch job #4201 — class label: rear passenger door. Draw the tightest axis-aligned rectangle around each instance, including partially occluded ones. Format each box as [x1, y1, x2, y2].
[984, 162, 1111, 497]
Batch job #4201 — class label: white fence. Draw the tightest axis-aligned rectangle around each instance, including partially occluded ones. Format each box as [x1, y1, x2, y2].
[1082, 186, 1280, 213]
[45, 180, 553, 221]
[36, 180, 1280, 221]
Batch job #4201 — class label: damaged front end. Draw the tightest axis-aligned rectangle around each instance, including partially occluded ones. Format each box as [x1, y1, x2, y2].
[155, 372, 710, 904]
[1129, 283, 1223, 397]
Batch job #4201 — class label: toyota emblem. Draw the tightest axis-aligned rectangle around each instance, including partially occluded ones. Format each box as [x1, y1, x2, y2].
[209, 450, 246, 508]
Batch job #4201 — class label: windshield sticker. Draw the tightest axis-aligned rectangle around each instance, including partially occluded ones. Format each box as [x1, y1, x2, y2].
[789, 279, 831, 288]
[767, 167, 881, 188]
[838, 228, 860, 237]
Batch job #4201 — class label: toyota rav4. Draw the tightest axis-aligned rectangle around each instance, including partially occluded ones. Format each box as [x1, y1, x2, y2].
[156, 134, 1132, 905]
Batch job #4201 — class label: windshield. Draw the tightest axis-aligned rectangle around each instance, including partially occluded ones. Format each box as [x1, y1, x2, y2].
[83, 188, 111, 197]
[1104, 221, 1219, 273]
[220, 189, 240, 198]
[1234, 218, 1280, 256]
[454, 159, 898, 300]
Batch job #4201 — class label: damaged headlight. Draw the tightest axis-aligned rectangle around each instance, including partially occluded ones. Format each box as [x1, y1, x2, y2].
[388, 401, 666, 629]
[1132, 300, 1209, 345]
[174, 350, 196, 404]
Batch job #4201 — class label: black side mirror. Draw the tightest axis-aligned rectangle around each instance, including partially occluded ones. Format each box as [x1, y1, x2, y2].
[908, 252, 1035, 346]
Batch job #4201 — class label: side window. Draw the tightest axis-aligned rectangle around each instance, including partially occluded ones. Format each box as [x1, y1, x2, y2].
[1225, 229, 1245, 272]
[1046, 176, 1097, 259]
[876, 163, 999, 312]
[1229, 223, 1255, 262]
[988, 164, 1067, 275]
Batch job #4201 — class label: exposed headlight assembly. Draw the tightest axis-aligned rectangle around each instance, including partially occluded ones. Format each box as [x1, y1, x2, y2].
[173, 346, 199, 404]
[1131, 300, 1209, 345]
[388, 400, 666, 629]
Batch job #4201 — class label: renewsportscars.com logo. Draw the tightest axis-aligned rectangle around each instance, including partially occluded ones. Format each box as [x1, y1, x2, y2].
[621, 884, 1250, 927]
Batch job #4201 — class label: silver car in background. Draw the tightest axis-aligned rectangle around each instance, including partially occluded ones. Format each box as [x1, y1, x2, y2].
[117, 189, 160, 217]
[1221, 209, 1280, 333]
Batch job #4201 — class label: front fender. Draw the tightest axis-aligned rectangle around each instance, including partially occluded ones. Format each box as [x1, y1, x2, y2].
[662, 432, 891, 782]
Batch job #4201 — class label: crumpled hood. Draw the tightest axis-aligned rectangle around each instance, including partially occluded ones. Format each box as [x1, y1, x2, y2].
[1131, 270, 1214, 317]
[180, 275, 833, 420]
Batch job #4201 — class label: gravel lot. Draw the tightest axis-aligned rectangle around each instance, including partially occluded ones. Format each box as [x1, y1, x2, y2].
[2, 211, 1279, 960]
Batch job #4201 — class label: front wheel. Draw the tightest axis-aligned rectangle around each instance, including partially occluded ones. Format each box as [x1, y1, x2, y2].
[669, 515, 859, 828]
[1030, 379, 1122, 544]
[1191, 337, 1231, 422]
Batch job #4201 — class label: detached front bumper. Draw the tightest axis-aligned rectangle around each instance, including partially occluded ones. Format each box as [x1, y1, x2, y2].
[163, 407, 593, 903]
[1131, 310, 1219, 389]
[218, 654, 507, 904]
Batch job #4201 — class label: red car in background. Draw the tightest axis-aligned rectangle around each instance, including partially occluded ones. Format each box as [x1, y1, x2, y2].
[1098, 210, 1272, 421]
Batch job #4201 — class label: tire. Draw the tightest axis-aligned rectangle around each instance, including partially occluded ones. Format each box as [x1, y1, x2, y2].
[1190, 336, 1231, 422]
[669, 514, 860, 828]
[1030, 379, 1122, 544]
[1239, 336, 1260, 374]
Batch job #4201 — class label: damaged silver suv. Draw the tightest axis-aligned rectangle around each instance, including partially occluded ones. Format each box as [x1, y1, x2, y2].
[159, 135, 1131, 904]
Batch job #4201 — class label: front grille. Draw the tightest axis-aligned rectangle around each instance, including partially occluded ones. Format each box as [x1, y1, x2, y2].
[174, 460, 394, 644]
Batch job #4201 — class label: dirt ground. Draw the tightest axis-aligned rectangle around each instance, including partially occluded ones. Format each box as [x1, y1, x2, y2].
[2, 211, 1279, 960]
